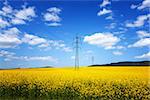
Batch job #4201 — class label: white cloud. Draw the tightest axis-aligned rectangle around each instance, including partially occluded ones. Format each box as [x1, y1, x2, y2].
[47, 7, 61, 14]
[51, 41, 72, 52]
[3, 27, 20, 35]
[126, 14, 150, 27]
[104, 45, 125, 50]
[47, 22, 61, 27]
[128, 38, 150, 48]
[22, 34, 72, 52]
[62, 47, 72, 52]
[0, 29, 65, 50]
[84, 32, 120, 49]
[0, 28, 66, 50]
[24, 56, 57, 62]
[22, 33, 47, 45]
[136, 30, 150, 38]
[130, 4, 138, 9]
[135, 52, 150, 59]
[0, 4, 13, 18]
[137, 0, 150, 10]
[0, 50, 57, 62]
[0, 50, 15, 57]
[97, 8, 112, 16]
[105, 23, 116, 29]
[0, 50, 16, 61]
[0, 27, 22, 48]
[113, 31, 125, 34]
[44, 13, 61, 22]
[0, 17, 10, 28]
[2, 5, 13, 14]
[11, 6, 36, 25]
[4, 54, 57, 63]
[38, 43, 49, 48]
[43, 7, 61, 26]
[100, 0, 111, 7]
[113, 51, 123, 55]
[113, 28, 127, 35]
[11, 18, 26, 25]
[0, 4, 70, 52]
[0, 30, 71, 51]
[105, 15, 113, 20]
[15, 6, 36, 21]
[130, 0, 150, 10]
[0, 3, 36, 26]
[115, 46, 125, 49]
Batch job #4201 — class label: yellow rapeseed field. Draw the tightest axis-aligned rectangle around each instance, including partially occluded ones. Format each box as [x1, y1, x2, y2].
[0, 66, 150, 99]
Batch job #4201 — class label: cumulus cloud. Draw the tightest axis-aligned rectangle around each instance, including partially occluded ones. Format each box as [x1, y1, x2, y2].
[5, 56, 55, 62]
[15, 7, 36, 20]
[0, 50, 15, 57]
[128, 38, 150, 48]
[0, 28, 72, 52]
[115, 46, 125, 49]
[23, 56, 57, 62]
[44, 12, 60, 22]
[0, 50, 57, 62]
[136, 30, 150, 38]
[3, 27, 20, 35]
[84, 32, 120, 49]
[47, 7, 61, 14]
[0, 2, 71, 55]
[126, 14, 150, 27]
[137, 0, 150, 10]
[22, 34, 72, 52]
[11, 18, 26, 25]
[62, 47, 72, 52]
[105, 23, 116, 29]
[130, 0, 150, 10]
[0, 2, 36, 26]
[130, 4, 138, 9]
[43, 7, 62, 26]
[0, 17, 10, 28]
[52, 41, 72, 52]
[97, 0, 112, 19]
[22, 33, 47, 45]
[113, 51, 123, 55]
[103, 45, 125, 50]
[97, 8, 112, 16]
[47, 22, 61, 27]
[11, 6, 36, 25]
[0, 50, 16, 61]
[38, 43, 49, 48]
[100, 0, 111, 7]
[135, 52, 150, 59]
[0, 27, 22, 48]
[2, 4, 13, 14]
[0, 3, 13, 18]
[105, 15, 113, 20]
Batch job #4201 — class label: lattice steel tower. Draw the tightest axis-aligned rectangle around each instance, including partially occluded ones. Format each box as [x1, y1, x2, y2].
[75, 35, 80, 69]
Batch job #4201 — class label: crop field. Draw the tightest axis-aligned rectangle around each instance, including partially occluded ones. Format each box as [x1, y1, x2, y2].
[0, 67, 150, 99]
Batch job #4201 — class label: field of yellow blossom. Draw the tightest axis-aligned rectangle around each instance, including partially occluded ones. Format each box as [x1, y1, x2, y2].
[0, 66, 150, 99]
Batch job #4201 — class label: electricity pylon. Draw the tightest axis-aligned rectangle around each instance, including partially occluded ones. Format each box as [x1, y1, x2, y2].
[92, 56, 94, 65]
[74, 34, 80, 69]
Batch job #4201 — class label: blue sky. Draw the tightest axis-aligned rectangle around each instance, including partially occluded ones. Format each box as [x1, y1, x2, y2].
[0, 0, 150, 68]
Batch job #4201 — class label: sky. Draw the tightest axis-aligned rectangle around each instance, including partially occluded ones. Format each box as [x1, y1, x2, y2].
[0, 0, 150, 68]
